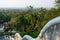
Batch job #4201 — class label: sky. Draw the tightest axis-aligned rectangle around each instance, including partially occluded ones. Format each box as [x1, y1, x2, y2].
[0, 0, 55, 8]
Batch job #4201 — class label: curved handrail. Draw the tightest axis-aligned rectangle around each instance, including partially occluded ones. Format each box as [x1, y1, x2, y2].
[38, 16, 60, 39]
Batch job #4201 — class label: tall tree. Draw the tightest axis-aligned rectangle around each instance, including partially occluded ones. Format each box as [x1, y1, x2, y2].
[55, 0, 60, 7]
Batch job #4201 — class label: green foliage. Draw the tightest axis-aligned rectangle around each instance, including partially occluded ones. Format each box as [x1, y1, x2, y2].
[56, 0, 60, 7]
[0, 32, 4, 36]
[0, 6, 60, 38]
[0, 12, 11, 23]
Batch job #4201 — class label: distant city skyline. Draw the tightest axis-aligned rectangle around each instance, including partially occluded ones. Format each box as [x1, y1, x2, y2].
[0, 0, 55, 8]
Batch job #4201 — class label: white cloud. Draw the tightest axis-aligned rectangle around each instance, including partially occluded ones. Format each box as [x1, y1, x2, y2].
[0, 0, 55, 8]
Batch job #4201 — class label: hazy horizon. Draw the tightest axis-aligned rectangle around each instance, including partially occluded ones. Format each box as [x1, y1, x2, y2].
[0, 0, 55, 8]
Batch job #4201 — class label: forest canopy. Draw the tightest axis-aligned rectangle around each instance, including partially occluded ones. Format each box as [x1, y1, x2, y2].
[0, 0, 60, 38]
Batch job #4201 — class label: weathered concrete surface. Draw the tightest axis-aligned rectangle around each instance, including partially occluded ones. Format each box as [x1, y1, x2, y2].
[38, 16, 60, 40]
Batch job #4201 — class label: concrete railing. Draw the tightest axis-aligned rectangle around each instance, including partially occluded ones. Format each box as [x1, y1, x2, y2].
[2, 16, 60, 40]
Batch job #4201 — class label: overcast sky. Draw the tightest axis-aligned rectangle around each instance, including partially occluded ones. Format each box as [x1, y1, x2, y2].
[0, 0, 55, 8]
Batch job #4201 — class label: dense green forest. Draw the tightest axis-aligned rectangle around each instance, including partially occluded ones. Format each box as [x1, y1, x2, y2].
[0, 0, 60, 38]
